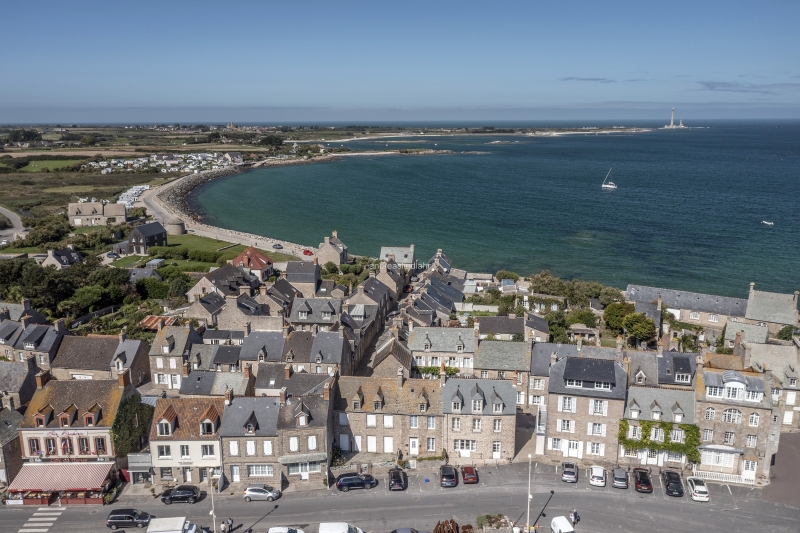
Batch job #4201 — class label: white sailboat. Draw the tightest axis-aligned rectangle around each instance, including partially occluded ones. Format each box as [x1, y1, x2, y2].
[601, 168, 617, 190]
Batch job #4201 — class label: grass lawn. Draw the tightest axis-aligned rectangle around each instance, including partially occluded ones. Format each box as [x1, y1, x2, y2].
[111, 255, 147, 268]
[72, 226, 108, 234]
[168, 233, 299, 261]
[19, 160, 86, 172]
[0, 246, 42, 254]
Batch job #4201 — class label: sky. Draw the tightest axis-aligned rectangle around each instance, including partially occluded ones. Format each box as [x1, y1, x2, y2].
[2, 0, 800, 122]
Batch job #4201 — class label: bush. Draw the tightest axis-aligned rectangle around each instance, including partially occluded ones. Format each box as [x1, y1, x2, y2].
[566, 308, 597, 328]
[495, 270, 519, 282]
[136, 277, 169, 299]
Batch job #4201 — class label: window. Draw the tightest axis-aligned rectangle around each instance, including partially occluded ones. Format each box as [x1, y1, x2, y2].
[472, 419, 482, 432]
[181, 445, 190, 458]
[590, 442, 601, 455]
[419, 403, 427, 413]
[497, 371, 505, 379]
[480, 370, 488, 379]
[160, 467, 173, 480]
[201, 444, 215, 457]
[156, 358, 163, 369]
[722, 409, 742, 424]
[675, 414, 683, 423]
[246, 441, 256, 455]
[566, 379, 582, 388]
[517, 373, 523, 385]
[530, 395, 543, 405]
[723, 432, 735, 445]
[689, 311, 700, 320]
[158, 421, 171, 436]
[289, 437, 298, 451]
[630, 409, 639, 419]
[352, 401, 360, 410]
[201, 421, 214, 435]
[59, 437, 73, 454]
[298, 311, 308, 319]
[308, 436, 317, 450]
[430, 357, 440, 367]
[383, 415, 394, 428]
[95, 437, 106, 454]
[410, 416, 418, 428]
[517, 391, 525, 405]
[452, 418, 460, 431]
[85, 414, 94, 427]
[652, 428, 664, 442]
[791, 379, 798, 387]
[427, 438, 436, 451]
[709, 314, 719, 323]
[705, 407, 715, 421]
[453, 440, 477, 451]
[675, 373, 690, 383]
[749, 413, 760, 427]
[493, 403, 502, 413]
[745, 391, 762, 402]
[624, 447, 637, 457]
[46, 438, 57, 455]
[647, 449, 658, 459]
[263, 441, 273, 455]
[706, 386, 723, 398]
[560, 419, 571, 432]
[423, 342, 430, 350]
[591, 423, 602, 435]
[414, 356, 424, 367]
[561, 397, 574, 411]
[666, 451, 683, 462]
[157, 445, 171, 458]
[169, 358, 177, 369]
[592, 400, 605, 415]
[29, 438, 40, 455]
[366, 414, 377, 427]
[530, 378, 544, 390]
[492, 441, 501, 453]
[703, 429, 713, 441]
[652, 411, 661, 421]
[248, 465, 273, 477]
[472, 400, 482, 412]
[743, 460, 757, 472]
[427, 416, 436, 430]
[630, 425, 641, 439]
[60, 416, 70, 428]
[493, 419, 502, 432]
[725, 386, 744, 400]
[595, 382, 611, 390]
[773, 389, 781, 401]
[229, 441, 239, 455]
[551, 438, 562, 451]
[746, 435, 757, 448]
[338, 412, 349, 426]
[670, 429, 683, 443]
[457, 344, 463, 353]
[452, 402, 461, 411]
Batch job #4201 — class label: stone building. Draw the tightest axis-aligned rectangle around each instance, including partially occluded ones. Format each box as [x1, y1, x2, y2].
[216, 295, 283, 332]
[545, 356, 627, 464]
[743, 283, 799, 335]
[743, 341, 800, 431]
[316, 231, 348, 267]
[524, 314, 550, 343]
[625, 284, 747, 332]
[473, 340, 531, 408]
[149, 323, 203, 393]
[68, 202, 127, 226]
[285, 261, 322, 298]
[114, 221, 167, 256]
[276, 383, 333, 484]
[370, 333, 413, 379]
[407, 327, 476, 376]
[0, 407, 23, 484]
[50, 333, 150, 386]
[0, 359, 37, 412]
[41, 246, 83, 270]
[231, 247, 274, 282]
[379, 245, 416, 271]
[375, 259, 405, 302]
[441, 378, 518, 464]
[0, 315, 68, 370]
[475, 316, 524, 341]
[220, 396, 281, 487]
[289, 298, 342, 332]
[187, 264, 260, 304]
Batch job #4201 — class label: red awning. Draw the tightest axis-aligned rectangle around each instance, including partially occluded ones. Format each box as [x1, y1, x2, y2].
[8, 462, 113, 492]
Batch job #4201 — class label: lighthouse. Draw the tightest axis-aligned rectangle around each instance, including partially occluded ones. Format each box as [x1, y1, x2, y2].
[670, 108, 675, 127]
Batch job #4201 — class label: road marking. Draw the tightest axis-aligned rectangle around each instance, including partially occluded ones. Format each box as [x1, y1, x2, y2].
[27, 519, 57, 522]
[32, 514, 62, 517]
[19, 530, 50, 533]
[36, 509, 56, 512]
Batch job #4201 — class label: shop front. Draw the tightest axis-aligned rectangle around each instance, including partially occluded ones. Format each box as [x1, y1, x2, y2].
[6, 462, 115, 505]
[127, 453, 153, 485]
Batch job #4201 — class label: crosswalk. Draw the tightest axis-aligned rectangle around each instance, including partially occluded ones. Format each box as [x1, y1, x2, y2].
[18, 507, 64, 533]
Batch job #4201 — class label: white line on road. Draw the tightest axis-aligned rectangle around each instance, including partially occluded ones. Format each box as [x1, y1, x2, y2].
[27, 518, 56, 522]
[32, 513, 62, 516]
[36, 508, 57, 511]
[19, 529, 50, 533]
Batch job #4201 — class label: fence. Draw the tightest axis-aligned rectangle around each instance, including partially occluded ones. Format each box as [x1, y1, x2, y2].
[71, 305, 121, 328]
[691, 468, 753, 485]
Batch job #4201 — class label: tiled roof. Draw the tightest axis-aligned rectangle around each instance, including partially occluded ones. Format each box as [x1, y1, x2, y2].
[139, 315, 178, 330]
[336, 376, 443, 415]
[52, 335, 120, 371]
[626, 284, 747, 317]
[745, 289, 798, 326]
[309, 332, 351, 365]
[21, 379, 128, 429]
[0, 360, 36, 396]
[282, 331, 314, 362]
[232, 247, 273, 270]
[131, 221, 166, 238]
[289, 298, 341, 324]
[150, 397, 226, 441]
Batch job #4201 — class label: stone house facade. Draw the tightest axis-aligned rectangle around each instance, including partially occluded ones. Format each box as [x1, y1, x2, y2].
[50, 333, 150, 386]
[220, 396, 281, 487]
[0, 358, 38, 412]
[742, 283, 799, 335]
[0, 316, 67, 370]
[149, 323, 203, 393]
[316, 231, 348, 266]
[276, 384, 333, 484]
[0, 408, 23, 484]
[68, 202, 127, 226]
[407, 327, 476, 376]
[473, 340, 531, 408]
[625, 284, 747, 332]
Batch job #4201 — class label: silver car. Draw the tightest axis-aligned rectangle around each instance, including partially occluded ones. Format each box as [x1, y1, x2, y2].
[561, 462, 578, 483]
[243, 484, 281, 502]
[612, 468, 628, 489]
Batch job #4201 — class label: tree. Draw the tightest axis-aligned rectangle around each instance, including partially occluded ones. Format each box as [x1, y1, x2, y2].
[623, 313, 656, 345]
[529, 270, 568, 296]
[168, 277, 189, 298]
[777, 325, 800, 341]
[598, 286, 623, 306]
[324, 261, 339, 275]
[603, 302, 635, 333]
[566, 308, 597, 328]
[495, 270, 520, 282]
[545, 310, 568, 343]
[110, 395, 154, 458]
[80, 136, 96, 146]
[70, 285, 104, 310]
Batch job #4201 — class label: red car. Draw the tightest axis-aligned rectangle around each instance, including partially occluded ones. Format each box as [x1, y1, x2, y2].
[302, 250, 313, 256]
[462, 466, 478, 484]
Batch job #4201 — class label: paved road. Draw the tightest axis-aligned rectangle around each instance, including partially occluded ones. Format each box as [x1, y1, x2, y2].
[763, 432, 800, 508]
[1, 462, 797, 533]
[0, 204, 25, 240]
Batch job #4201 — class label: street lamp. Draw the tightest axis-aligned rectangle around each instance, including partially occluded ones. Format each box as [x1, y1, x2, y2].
[525, 454, 532, 532]
[533, 490, 555, 531]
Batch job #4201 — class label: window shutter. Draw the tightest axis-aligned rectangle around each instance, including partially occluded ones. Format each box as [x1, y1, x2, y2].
[548, 439, 553, 450]
[587, 422, 593, 434]
[627, 425, 633, 438]
[229, 441, 238, 455]
[601, 424, 607, 437]
[263, 440, 273, 455]
[588, 401, 594, 415]
[570, 421, 576, 433]
[562, 439, 568, 453]
[556, 418, 562, 432]
[529, 394, 534, 405]
[603, 401, 608, 416]
[246, 441, 255, 455]
[572, 401, 577, 414]
[599, 443, 605, 456]
[557, 396, 563, 412]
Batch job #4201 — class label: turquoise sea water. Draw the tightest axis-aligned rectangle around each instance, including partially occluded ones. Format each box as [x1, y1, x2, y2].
[188, 122, 800, 298]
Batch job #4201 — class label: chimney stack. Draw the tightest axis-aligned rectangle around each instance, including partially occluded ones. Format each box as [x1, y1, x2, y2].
[20, 316, 30, 329]
[282, 324, 289, 338]
[397, 367, 405, 389]
[244, 363, 252, 379]
[357, 285, 365, 295]
[225, 387, 233, 405]
[616, 335, 623, 356]
[577, 334, 583, 352]
[22, 299, 31, 311]
[657, 339, 663, 357]
[550, 350, 558, 367]
[622, 356, 631, 377]
[332, 230, 338, 239]
[0, 308, 10, 322]
[323, 382, 330, 401]
[284, 364, 292, 379]
[35, 370, 50, 389]
[439, 361, 447, 384]
[117, 368, 131, 388]
[279, 387, 287, 406]
[119, 329, 127, 343]
[324, 236, 330, 244]
[749, 282, 755, 295]
[313, 257, 318, 265]
[408, 320, 414, 332]
[473, 318, 480, 337]
[244, 322, 251, 336]
[54, 318, 66, 333]
[183, 361, 190, 377]
[734, 331, 743, 350]
[158, 318, 165, 331]
[696, 355, 704, 375]
[259, 285, 267, 296]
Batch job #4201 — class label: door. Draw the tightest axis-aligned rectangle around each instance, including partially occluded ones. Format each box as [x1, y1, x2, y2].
[170, 374, 180, 389]
[300, 463, 309, 481]
[409, 438, 419, 456]
[183, 467, 192, 483]
[231, 465, 240, 483]
[367, 436, 377, 453]
[742, 460, 757, 481]
[492, 442, 501, 460]
[568, 440, 579, 458]
[354, 436, 362, 452]
[383, 436, 394, 454]
[783, 411, 793, 425]
[339, 434, 350, 452]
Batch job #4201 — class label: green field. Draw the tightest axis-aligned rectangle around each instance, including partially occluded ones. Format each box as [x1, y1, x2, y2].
[110, 255, 146, 268]
[18, 160, 86, 172]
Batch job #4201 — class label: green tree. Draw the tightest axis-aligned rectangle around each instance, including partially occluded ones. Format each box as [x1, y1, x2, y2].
[324, 261, 339, 274]
[71, 285, 104, 309]
[529, 270, 568, 296]
[603, 302, 635, 333]
[495, 270, 520, 282]
[545, 310, 568, 343]
[80, 136, 96, 146]
[623, 313, 656, 345]
[598, 286, 623, 306]
[777, 325, 800, 341]
[168, 277, 189, 298]
[110, 395, 154, 458]
[566, 308, 598, 328]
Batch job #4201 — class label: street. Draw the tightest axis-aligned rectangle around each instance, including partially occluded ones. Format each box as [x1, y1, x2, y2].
[2, 462, 798, 533]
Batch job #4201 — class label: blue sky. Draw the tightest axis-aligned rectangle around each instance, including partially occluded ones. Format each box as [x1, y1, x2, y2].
[2, 1, 799, 122]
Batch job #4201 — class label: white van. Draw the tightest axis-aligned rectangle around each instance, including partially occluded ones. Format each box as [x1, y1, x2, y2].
[550, 516, 574, 533]
[319, 523, 364, 533]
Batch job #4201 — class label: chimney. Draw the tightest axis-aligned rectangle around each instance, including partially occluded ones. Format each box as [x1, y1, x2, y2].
[508, 313, 517, 319]
[473, 318, 480, 337]
[616, 335, 623, 356]
[512, 369, 518, 383]
[408, 320, 414, 332]
[734, 331, 742, 351]
[119, 329, 127, 343]
[696, 355, 704, 376]
[397, 367, 405, 389]
[284, 364, 292, 379]
[22, 299, 31, 311]
[243, 363, 251, 379]
[622, 356, 631, 377]
[66, 244, 76, 251]
[357, 285, 365, 295]
[577, 334, 583, 352]
[47, 250, 56, 260]
[279, 387, 287, 406]
[53, 318, 65, 333]
[117, 368, 131, 388]
[282, 324, 289, 338]
[313, 257, 318, 265]
[280, 271, 287, 280]
[324, 236, 330, 245]
[225, 387, 233, 405]
[369, 270, 376, 278]
[238, 285, 250, 296]
[410, 244, 415, 252]
[439, 361, 447, 384]
[390, 326, 399, 340]
[20, 315, 31, 329]
[244, 322, 251, 336]
[0, 308, 9, 322]
[183, 361, 190, 377]
[35, 370, 50, 389]
[158, 318, 165, 331]
[259, 285, 267, 296]
[332, 230, 338, 239]
[550, 350, 558, 367]
[387, 254, 395, 262]
[749, 282, 755, 295]
[323, 382, 330, 401]
[657, 339, 663, 357]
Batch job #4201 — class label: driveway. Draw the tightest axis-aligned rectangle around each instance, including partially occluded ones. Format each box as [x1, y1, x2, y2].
[0, 204, 26, 240]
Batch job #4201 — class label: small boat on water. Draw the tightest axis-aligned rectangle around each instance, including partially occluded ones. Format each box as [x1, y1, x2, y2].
[601, 168, 617, 190]
[761, 221, 774, 226]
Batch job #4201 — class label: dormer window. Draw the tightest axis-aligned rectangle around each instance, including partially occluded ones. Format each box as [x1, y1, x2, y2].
[353, 401, 360, 410]
[24, 342, 35, 350]
[631, 409, 639, 419]
[423, 343, 430, 351]
[35, 416, 45, 427]
[299, 311, 308, 320]
[372, 401, 381, 411]
[157, 421, 172, 436]
[246, 424, 254, 434]
[297, 414, 308, 426]
[472, 400, 482, 412]
[419, 403, 427, 413]
[60, 416, 70, 428]
[315, 353, 323, 364]
[84, 414, 94, 427]
[652, 411, 661, 421]
[162, 345, 169, 354]
[452, 402, 461, 411]
[200, 420, 215, 435]
[457, 344, 463, 353]
[322, 311, 332, 320]
[493, 403, 502, 413]
[566, 379, 582, 388]
[595, 382, 611, 390]
[675, 373, 690, 383]
[116, 360, 123, 371]
[258, 354, 265, 362]
[636, 371, 645, 384]
[791, 379, 798, 387]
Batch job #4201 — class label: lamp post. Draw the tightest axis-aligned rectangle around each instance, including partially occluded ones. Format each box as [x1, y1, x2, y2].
[533, 490, 555, 530]
[209, 476, 216, 533]
[525, 454, 532, 532]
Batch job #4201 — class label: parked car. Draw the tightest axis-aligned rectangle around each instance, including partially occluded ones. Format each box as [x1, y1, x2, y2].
[440, 465, 458, 487]
[662, 470, 684, 497]
[161, 485, 200, 504]
[268, 528, 305, 533]
[686, 477, 710, 502]
[561, 462, 578, 483]
[588, 465, 606, 487]
[1, 240, 9, 246]
[107, 252, 120, 259]
[302, 249, 313, 256]
[335, 472, 377, 492]
[106, 509, 151, 529]
[633, 468, 652, 493]
[391, 529, 421, 533]
[388, 468, 405, 491]
[611, 468, 628, 489]
[462, 466, 479, 484]
[272, 243, 283, 249]
[319, 523, 364, 533]
[243, 483, 281, 501]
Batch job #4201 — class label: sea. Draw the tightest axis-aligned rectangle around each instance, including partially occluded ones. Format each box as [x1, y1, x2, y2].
[188, 121, 800, 299]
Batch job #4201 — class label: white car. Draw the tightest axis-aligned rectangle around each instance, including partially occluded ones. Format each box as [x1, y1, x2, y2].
[269, 528, 306, 533]
[686, 477, 710, 502]
[589, 465, 606, 487]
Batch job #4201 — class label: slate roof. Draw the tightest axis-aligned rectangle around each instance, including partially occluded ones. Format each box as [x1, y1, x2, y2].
[48, 247, 83, 266]
[12, 323, 65, 355]
[427, 277, 464, 304]
[150, 397, 226, 441]
[255, 364, 331, 396]
[474, 341, 531, 371]
[747, 344, 799, 387]
[0, 302, 48, 323]
[187, 344, 216, 371]
[285, 261, 320, 285]
[52, 336, 122, 371]
[240, 331, 286, 362]
[149, 325, 201, 357]
[724, 323, 769, 344]
[131, 221, 166, 238]
[580, 346, 623, 361]
[372, 337, 413, 372]
[205, 264, 259, 296]
[202, 329, 245, 344]
[548, 357, 627, 400]
[178, 371, 249, 396]
[745, 289, 798, 326]
[0, 407, 23, 446]
[113, 339, 145, 371]
[309, 332, 351, 365]
[220, 396, 280, 438]
[530, 342, 578, 375]
[413, 293, 452, 316]
[703, 370, 766, 393]
[625, 386, 696, 423]
[408, 328, 476, 353]
[289, 298, 342, 324]
[0, 360, 36, 396]
[0, 320, 23, 345]
[380, 246, 415, 263]
[195, 293, 226, 314]
[428, 250, 452, 273]
[657, 352, 697, 384]
[269, 279, 298, 302]
[525, 314, 550, 334]
[360, 277, 392, 306]
[627, 351, 660, 386]
[634, 301, 662, 332]
[21, 379, 129, 429]
[282, 331, 314, 362]
[128, 268, 162, 282]
[336, 376, 443, 415]
[277, 394, 328, 429]
[626, 284, 747, 317]
[232, 294, 270, 316]
[440, 379, 517, 415]
[211, 345, 241, 365]
[478, 316, 524, 336]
